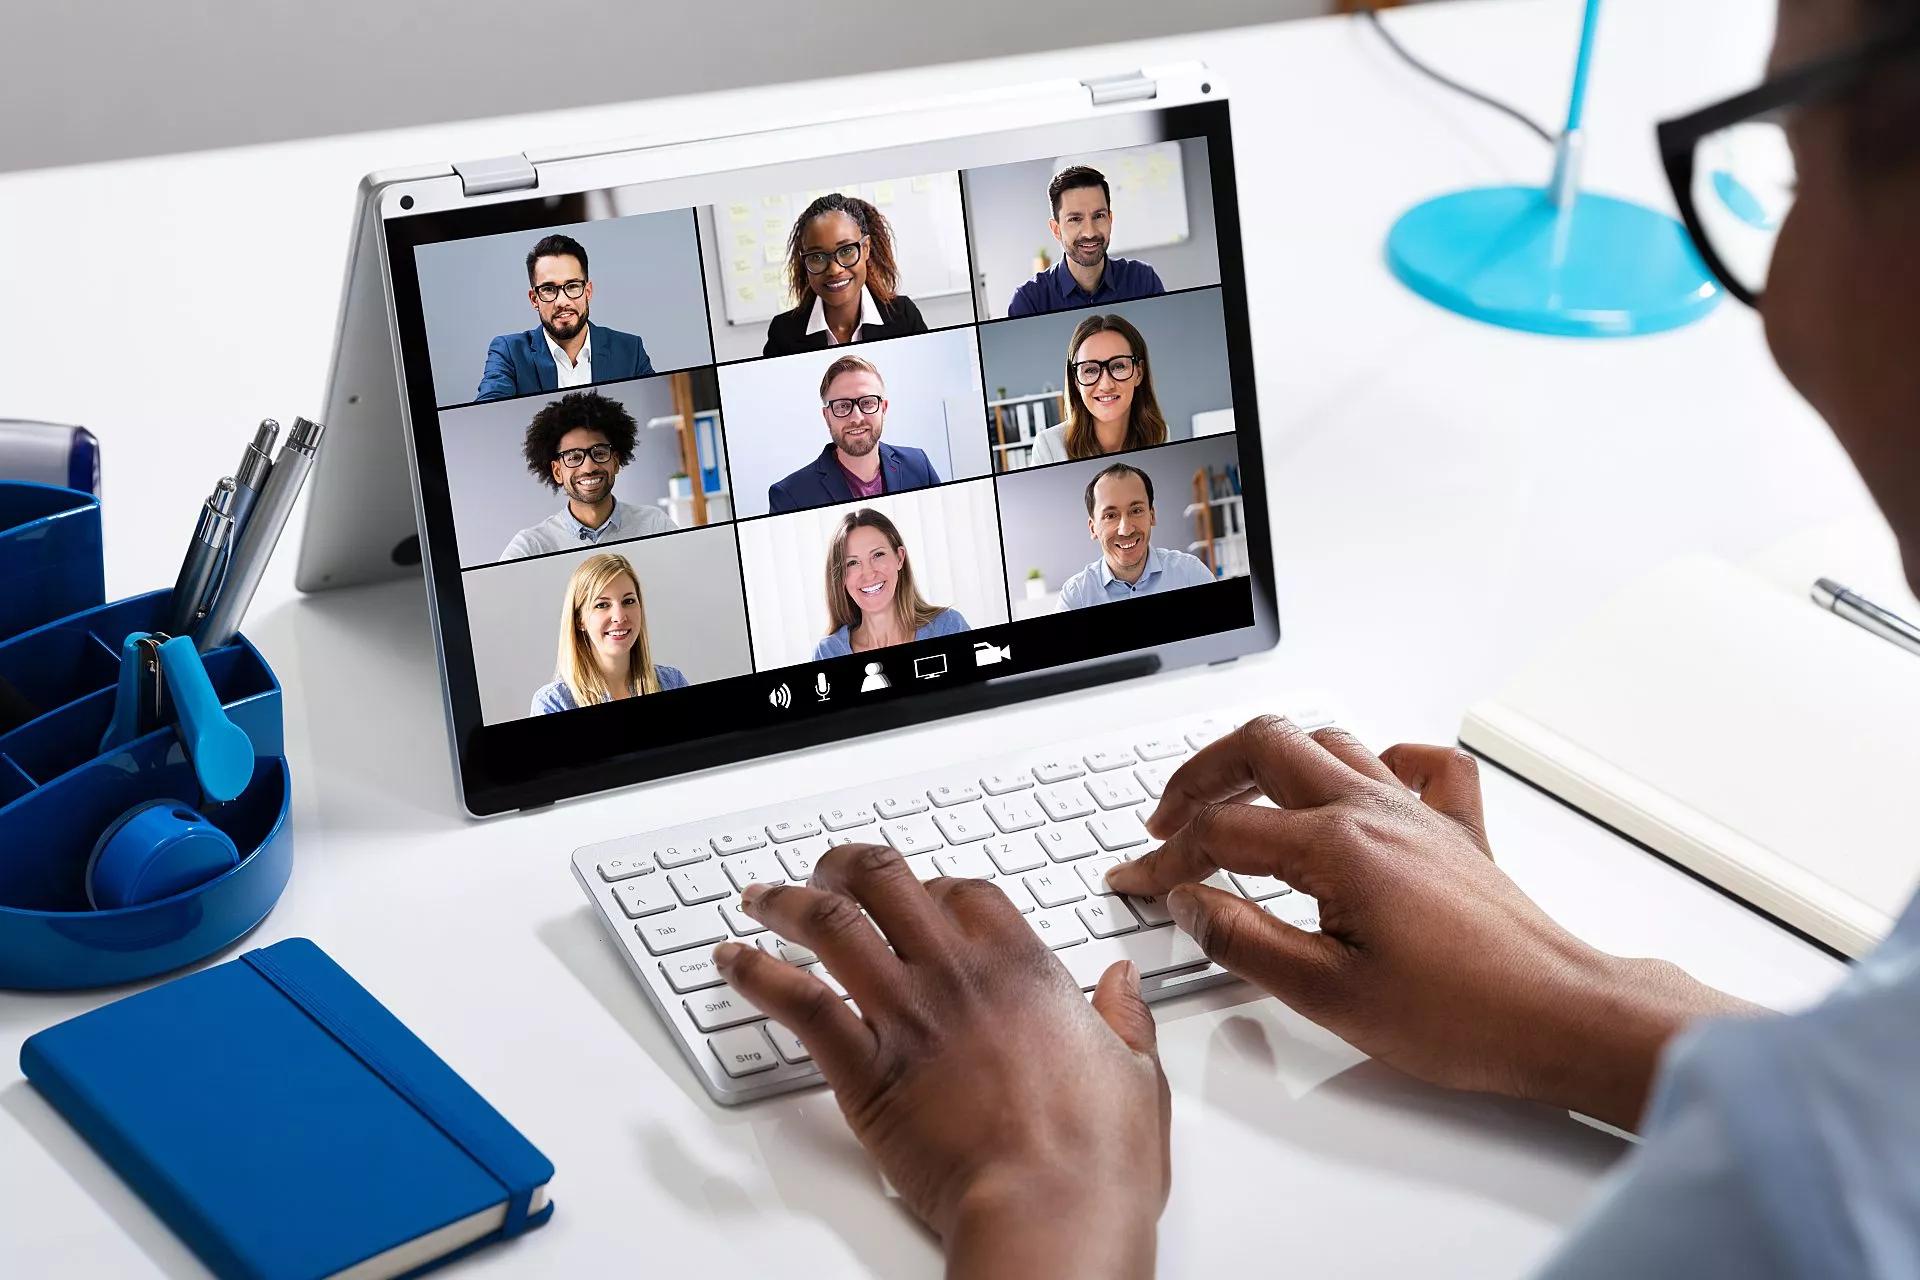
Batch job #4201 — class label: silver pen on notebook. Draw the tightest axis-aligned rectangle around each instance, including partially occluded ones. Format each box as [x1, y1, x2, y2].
[168, 478, 238, 635]
[1812, 577, 1920, 659]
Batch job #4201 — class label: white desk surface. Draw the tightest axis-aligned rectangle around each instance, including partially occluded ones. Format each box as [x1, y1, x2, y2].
[0, 0, 1867, 1274]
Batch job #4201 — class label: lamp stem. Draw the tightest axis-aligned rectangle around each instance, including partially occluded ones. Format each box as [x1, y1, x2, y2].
[1548, 0, 1603, 210]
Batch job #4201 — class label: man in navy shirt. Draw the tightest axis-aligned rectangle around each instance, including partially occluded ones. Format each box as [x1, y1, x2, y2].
[1005, 165, 1166, 317]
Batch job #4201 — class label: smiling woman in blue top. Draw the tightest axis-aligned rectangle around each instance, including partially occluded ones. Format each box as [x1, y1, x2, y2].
[532, 551, 687, 715]
[1005, 166, 1167, 317]
[475, 234, 655, 402]
[812, 509, 968, 660]
[1060, 463, 1214, 609]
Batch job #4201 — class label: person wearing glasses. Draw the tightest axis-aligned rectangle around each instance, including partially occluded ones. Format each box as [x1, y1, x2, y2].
[811, 508, 969, 660]
[501, 390, 676, 561]
[763, 194, 929, 357]
[531, 551, 687, 715]
[475, 234, 656, 402]
[1059, 463, 1214, 610]
[1005, 165, 1166, 318]
[766, 355, 943, 514]
[713, 3, 1920, 1275]
[1029, 313, 1168, 466]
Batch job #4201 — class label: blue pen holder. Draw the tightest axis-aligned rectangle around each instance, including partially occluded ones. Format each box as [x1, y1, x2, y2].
[0, 483, 293, 990]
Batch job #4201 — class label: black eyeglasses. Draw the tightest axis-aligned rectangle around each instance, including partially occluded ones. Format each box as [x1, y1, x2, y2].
[554, 443, 614, 467]
[801, 238, 868, 276]
[533, 279, 587, 303]
[825, 394, 883, 418]
[1658, 20, 1920, 308]
[1069, 354, 1141, 386]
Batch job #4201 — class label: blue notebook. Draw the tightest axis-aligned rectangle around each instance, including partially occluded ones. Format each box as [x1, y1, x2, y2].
[20, 937, 554, 1280]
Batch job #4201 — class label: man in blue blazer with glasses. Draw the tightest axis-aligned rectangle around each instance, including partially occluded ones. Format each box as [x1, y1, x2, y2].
[767, 354, 942, 514]
[475, 233, 655, 402]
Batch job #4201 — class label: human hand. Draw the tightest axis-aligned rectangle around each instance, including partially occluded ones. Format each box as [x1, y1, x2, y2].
[1106, 717, 1753, 1131]
[715, 843, 1168, 1278]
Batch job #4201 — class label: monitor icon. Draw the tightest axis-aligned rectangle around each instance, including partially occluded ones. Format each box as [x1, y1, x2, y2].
[914, 654, 948, 680]
[973, 642, 1011, 667]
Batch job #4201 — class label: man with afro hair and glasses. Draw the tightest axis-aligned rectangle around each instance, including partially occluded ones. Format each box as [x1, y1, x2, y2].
[500, 390, 676, 561]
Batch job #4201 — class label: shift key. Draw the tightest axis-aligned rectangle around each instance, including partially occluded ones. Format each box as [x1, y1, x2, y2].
[636, 906, 728, 955]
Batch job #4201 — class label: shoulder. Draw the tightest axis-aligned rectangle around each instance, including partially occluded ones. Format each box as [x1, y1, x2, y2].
[812, 628, 852, 660]
[880, 294, 926, 330]
[1058, 563, 1102, 608]
[1165, 548, 1215, 580]
[1119, 257, 1165, 291]
[1007, 274, 1049, 316]
[531, 680, 576, 715]
[1030, 424, 1067, 463]
[654, 664, 689, 690]
[620, 500, 675, 535]
[926, 608, 969, 636]
[503, 520, 554, 559]
[763, 304, 810, 353]
[592, 324, 645, 353]
[885, 442, 933, 469]
[488, 330, 533, 359]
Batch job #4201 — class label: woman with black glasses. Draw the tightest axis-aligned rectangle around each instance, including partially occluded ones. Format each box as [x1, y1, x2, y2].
[1029, 312, 1170, 465]
[715, 4, 1920, 1275]
[762, 194, 929, 356]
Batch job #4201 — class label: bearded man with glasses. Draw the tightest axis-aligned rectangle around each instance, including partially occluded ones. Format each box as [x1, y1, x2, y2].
[475, 233, 657, 402]
[766, 354, 943, 515]
[501, 390, 676, 561]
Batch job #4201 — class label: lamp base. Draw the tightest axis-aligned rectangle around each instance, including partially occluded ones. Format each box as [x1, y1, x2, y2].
[1386, 185, 1721, 338]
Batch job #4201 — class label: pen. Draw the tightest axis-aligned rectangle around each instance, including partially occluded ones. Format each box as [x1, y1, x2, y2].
[228, 418, 279, 547]
[168, 478, 237, 635]
[1812, 577, 1920, 659]
[195, 417, 325, 652]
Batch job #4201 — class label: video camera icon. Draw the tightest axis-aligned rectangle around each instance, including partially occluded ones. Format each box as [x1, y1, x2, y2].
[973, 641, 1011, 668]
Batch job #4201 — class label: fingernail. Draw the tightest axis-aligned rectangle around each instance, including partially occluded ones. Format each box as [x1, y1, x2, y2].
[713, 941, 748, 967]
[1103, 862, 1134, 890]
[1167, 887, 1198, 933]
[741, 883, 770, 906]
[1122, 959, 1140, 988]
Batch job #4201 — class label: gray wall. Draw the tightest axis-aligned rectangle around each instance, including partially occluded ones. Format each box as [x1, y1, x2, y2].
[976, 288, 1233, 455]
[994, 433, 1244, 588]
[440, 378, 710, 568]
[414, 211, 714, 408]
[964, 138, 1221, 320]
[463, 524, 752, 724]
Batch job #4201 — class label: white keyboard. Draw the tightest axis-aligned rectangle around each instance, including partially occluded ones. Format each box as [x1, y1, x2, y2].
[570, 702, 1336, 1105]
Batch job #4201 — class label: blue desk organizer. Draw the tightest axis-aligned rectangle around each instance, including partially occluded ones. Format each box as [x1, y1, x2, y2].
[0, 482, 293, 990]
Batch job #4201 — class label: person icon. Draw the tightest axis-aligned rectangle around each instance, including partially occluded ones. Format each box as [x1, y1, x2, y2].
[860, 662, 891, 692]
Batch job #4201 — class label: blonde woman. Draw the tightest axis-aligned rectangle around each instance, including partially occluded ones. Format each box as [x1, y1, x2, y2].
[811, 509, 968, 660]
[531, 552, 687, 715]
[1028, 312, 1169, 465]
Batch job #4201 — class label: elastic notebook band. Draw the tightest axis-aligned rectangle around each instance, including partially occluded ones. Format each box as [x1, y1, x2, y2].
[242, 949, 538, 1237]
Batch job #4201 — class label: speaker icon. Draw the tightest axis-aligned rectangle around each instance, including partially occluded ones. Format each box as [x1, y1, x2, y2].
[768, 683, 792, 709]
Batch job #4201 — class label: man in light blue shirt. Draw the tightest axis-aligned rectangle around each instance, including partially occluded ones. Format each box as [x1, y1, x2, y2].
[1058, 462, 1214, 610]
[500, 390, 675, 561]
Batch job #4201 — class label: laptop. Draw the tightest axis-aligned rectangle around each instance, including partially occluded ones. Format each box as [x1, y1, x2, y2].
[298, 63, 1318, 1101]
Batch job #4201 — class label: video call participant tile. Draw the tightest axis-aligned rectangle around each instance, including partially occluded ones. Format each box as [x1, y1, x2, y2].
[962, 138, 1222, 321]
[734, 479, 1011, 672]
[439, 373, 730, 569]
[414, 211, 714, 408]
[977, 288, 1232, 472]
[719, 327, 993, 520]
[462, 524, 753, 724]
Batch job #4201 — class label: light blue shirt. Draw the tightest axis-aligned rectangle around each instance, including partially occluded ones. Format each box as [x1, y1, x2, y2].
[1058, 545, 1215, 610]
[1543, 887, 1920, 1278]
[811, 608, 969, 660]
[501, 498, 676, 561]
[530, 664, 688, 716]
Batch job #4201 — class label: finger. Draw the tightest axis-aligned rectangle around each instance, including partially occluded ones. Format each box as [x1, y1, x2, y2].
[740, 881, 903, 1009]
[1107, 801, 1327, 898]
[808, 842, 953, 961]
[1380, 744, 1490, 847]
[714, 940, 876, 1085]
[1166, 884, 1341, 1013]
[1089, 960, 1159, 1060]
[923, 874, 1028, 937]
[1308, 726, 1399, 787]
[1147, 715, 1365, 837]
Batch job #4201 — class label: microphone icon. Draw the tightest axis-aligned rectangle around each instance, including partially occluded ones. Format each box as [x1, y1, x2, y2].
[814, 672, 831, 701]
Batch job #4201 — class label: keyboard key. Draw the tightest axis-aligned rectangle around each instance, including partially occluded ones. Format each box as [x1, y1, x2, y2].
[1037, 824, 1100, 862]
[904, 853, 941, 882]
[637, 907, 728, 955]
[803, 963, 849, 997]
[932, 804, 994, 845]
[984, 794, 1045, 833]
[1078, 856, 1125, 896]
[825, 825, 882, 848]
[725, 850, 786, 891]
[928, 781, 983, 808]
[1086, 773, 1147, 810]
[1028, 906, 1090, 949]
[874, 792, 929, 819]
[1230, 872, 1292, 901]
[1032, 758, 1086, 784]
[1024, 870, 1086, 908]
[767, 1022, 812, 1064]
[595, 855, 655, 882]
[934, 847, 996, 879]
[1036, 783, 1097, 822]
[709, 1025, 778, 1077]
[1267, 893, 1321, 932]
[1088, 813, 1149, 852]
[996, 877, 1037, 913]
[1060, 929, 1208, 989]
[761, 934, 819, 965]
[820, 805, 876, 831]
[686, 988, 766, 1032]
[1124, 892, 1174, 927]
[1077, 897, 1138, 938]
[1084, 748, 1136, 772]
[980, 771, 1033, 796]
[983, 836, 1046, 875]
[1184, 720, 1232, 750]
[670, 865, 732, 905]
[710, 827, 767, 857]
[654, 843, 710, 870]
[660, 953, 727, 993]
[777, 842, 825, 881]
[882, 817, 942, 855]
[1134, 737, 1187, 762]
[767, 817, 821, 843]
[721, 901, 767, 936]
[612, 877, 676, 918]
[1135, 761, 1179, 799]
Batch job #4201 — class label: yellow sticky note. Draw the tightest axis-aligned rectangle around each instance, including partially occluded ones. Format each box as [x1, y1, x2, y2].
[728, 203, 751, 222]
[763, 244, 783, 264]
[761, 267, 781, 287]
[736, 232, 755, 249]
[764, 217, 786, 235]
[910, 174, 933, 193]
[738, 285, 756, 302]
[733, 257, 752, 274]
[763, 194, 786, 209]
[873, 182, 896, 205]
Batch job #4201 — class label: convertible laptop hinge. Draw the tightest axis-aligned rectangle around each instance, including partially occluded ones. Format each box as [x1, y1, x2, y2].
[1082, 72, 1157, 107]
[453, 153, 539, 197]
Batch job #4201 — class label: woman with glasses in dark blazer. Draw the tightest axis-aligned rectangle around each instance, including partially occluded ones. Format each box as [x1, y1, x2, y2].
[763, 193, 929, 357]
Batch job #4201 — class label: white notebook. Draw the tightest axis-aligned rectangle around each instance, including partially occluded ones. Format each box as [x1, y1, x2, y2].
[1461, 528, 1920, 956]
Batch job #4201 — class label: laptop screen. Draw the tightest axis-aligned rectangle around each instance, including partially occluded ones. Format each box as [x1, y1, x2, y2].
[381, 96, 1275, 813]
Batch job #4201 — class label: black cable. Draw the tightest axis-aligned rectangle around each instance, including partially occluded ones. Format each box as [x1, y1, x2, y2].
[1359, 6, 1557, 146]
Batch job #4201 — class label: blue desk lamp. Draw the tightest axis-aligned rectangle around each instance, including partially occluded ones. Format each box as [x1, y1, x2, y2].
[1385, 0, 1721, 337]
